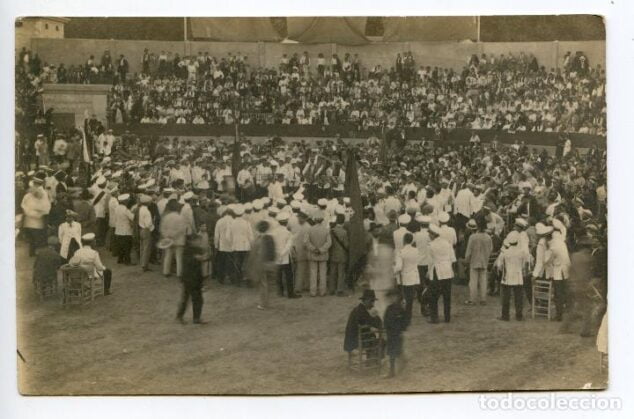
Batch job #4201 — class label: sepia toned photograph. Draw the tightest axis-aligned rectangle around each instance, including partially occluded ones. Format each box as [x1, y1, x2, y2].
[13, 15, 608, 396]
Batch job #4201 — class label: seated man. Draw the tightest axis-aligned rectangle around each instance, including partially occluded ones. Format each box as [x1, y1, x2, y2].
[69, 233, 112, 295]
[343, 289, 383, 366]
[32, 236, 64, 294]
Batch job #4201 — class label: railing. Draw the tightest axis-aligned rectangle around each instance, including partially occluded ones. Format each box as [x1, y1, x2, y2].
[109, 124, 606, 147]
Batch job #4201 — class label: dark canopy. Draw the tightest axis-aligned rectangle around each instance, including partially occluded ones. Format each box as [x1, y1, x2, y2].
[189, 18, 282, 42]
[286, 17, 368, 45]
[383, 17, 478, 42]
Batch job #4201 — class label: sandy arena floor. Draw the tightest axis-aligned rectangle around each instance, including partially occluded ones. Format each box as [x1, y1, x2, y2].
[15, 242, 607, 395]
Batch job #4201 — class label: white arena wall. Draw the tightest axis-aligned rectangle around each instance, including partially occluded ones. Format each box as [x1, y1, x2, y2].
[29, 38, 605, 75]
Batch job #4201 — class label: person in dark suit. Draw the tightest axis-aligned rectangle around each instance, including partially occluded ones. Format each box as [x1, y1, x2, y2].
[344, 289, 382, 366]
[176, 235, 207, 325]
[515, 182, 542, 220]
[117, 54, 129, 83]
[54, 170, 68, 195]
[384, 288, 408, 378]
[32, 236, 64, 292]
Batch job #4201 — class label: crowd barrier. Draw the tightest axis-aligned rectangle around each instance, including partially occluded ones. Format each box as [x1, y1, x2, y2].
[110, 124, 606, 148]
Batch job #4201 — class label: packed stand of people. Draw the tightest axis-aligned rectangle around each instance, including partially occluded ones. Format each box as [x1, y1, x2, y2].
[28, 45, 606, 135]
[17, 130, 607, 334]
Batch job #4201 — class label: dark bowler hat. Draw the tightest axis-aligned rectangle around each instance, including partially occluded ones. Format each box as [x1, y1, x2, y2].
[359, 289, 377, 302]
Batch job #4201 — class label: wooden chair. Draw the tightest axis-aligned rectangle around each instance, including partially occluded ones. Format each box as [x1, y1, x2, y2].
[60, 264, 103, 306]
[348, 327, 384, 375]
[34, 274, 59, 301]
[532, 279, 554, 319]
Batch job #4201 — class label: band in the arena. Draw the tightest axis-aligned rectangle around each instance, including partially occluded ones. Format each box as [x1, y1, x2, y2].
[16, 44, 607, 379]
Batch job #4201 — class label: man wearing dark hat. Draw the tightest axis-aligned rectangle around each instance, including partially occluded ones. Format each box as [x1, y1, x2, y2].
[383, 288, 408, 378]
[343, 289, 383, 365]
[176, 234, 207, 324]
[54, 170, 68, 195]
[48, 190, 73, 232]
[515, 182, 542, 220]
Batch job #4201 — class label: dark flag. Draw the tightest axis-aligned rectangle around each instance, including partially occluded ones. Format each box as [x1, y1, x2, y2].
[344, 149, 367, 286]
[379, 125, 389, 165]
[77, 117, 92, 187]
[231, 121, 241, 179]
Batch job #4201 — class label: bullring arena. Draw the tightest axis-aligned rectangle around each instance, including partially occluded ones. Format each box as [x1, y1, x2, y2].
[14, 16, 608, 395]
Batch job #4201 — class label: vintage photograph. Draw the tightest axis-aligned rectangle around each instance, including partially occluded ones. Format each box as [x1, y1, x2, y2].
[14, 15, 608, 395]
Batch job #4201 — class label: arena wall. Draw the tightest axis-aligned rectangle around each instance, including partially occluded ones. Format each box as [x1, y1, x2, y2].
[41, 83, 111, 126]
[29, 38, 605, 74]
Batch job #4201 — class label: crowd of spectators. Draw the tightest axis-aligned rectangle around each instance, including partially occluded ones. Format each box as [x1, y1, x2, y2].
[16, 46, 606, 135]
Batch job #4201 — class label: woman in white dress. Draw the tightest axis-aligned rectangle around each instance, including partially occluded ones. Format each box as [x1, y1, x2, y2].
[58, 210, 82, 262]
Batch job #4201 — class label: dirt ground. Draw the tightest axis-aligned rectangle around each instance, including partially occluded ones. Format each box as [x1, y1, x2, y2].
[15, 242, 607, 395]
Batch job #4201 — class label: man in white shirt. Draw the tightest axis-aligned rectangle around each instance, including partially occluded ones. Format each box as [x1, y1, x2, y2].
[156, 188, 172, 217]
[393, 214, 411, 251]
[383, 187, 403, 216]
[107, 187, 119, 253]
[70, 233, 112, 295]
[91, 177, 109, 247]
[255, 160, 273, 196]
[228, 205, 254, 287]
[114, 194, 134, 265]
[102, 129, 115, 156]
[278, 157, 295, 192]
[545, 232, 571, 321]
[471, 186, 485, 213]
[236, 166, 254, 202]
[169, 163, 185, 186]
[453, 183, 474, 233]
[414, 215, 432, 317]
[138, 194, 155, 272]
[214, 162, 232, 193]
[180, 191, 196, 235]
[213, 206, 234, 284]
[437, 178, 453, 212]
[428, 224, 456, 323]
[268, 173, 285, 201]
[495, 231, 528, 321]
[191, 161, 208, 186]
[438, 212, 457, 247]
[179, 159, 193, 187]
[394, 232, 421, 326]
[272, 212, 301, 298]
[291, 210, 311, 294]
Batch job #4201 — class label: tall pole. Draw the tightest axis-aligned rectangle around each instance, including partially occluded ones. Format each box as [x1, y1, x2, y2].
[184, 17, 187, 42]
[476, 16, 481, 42]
